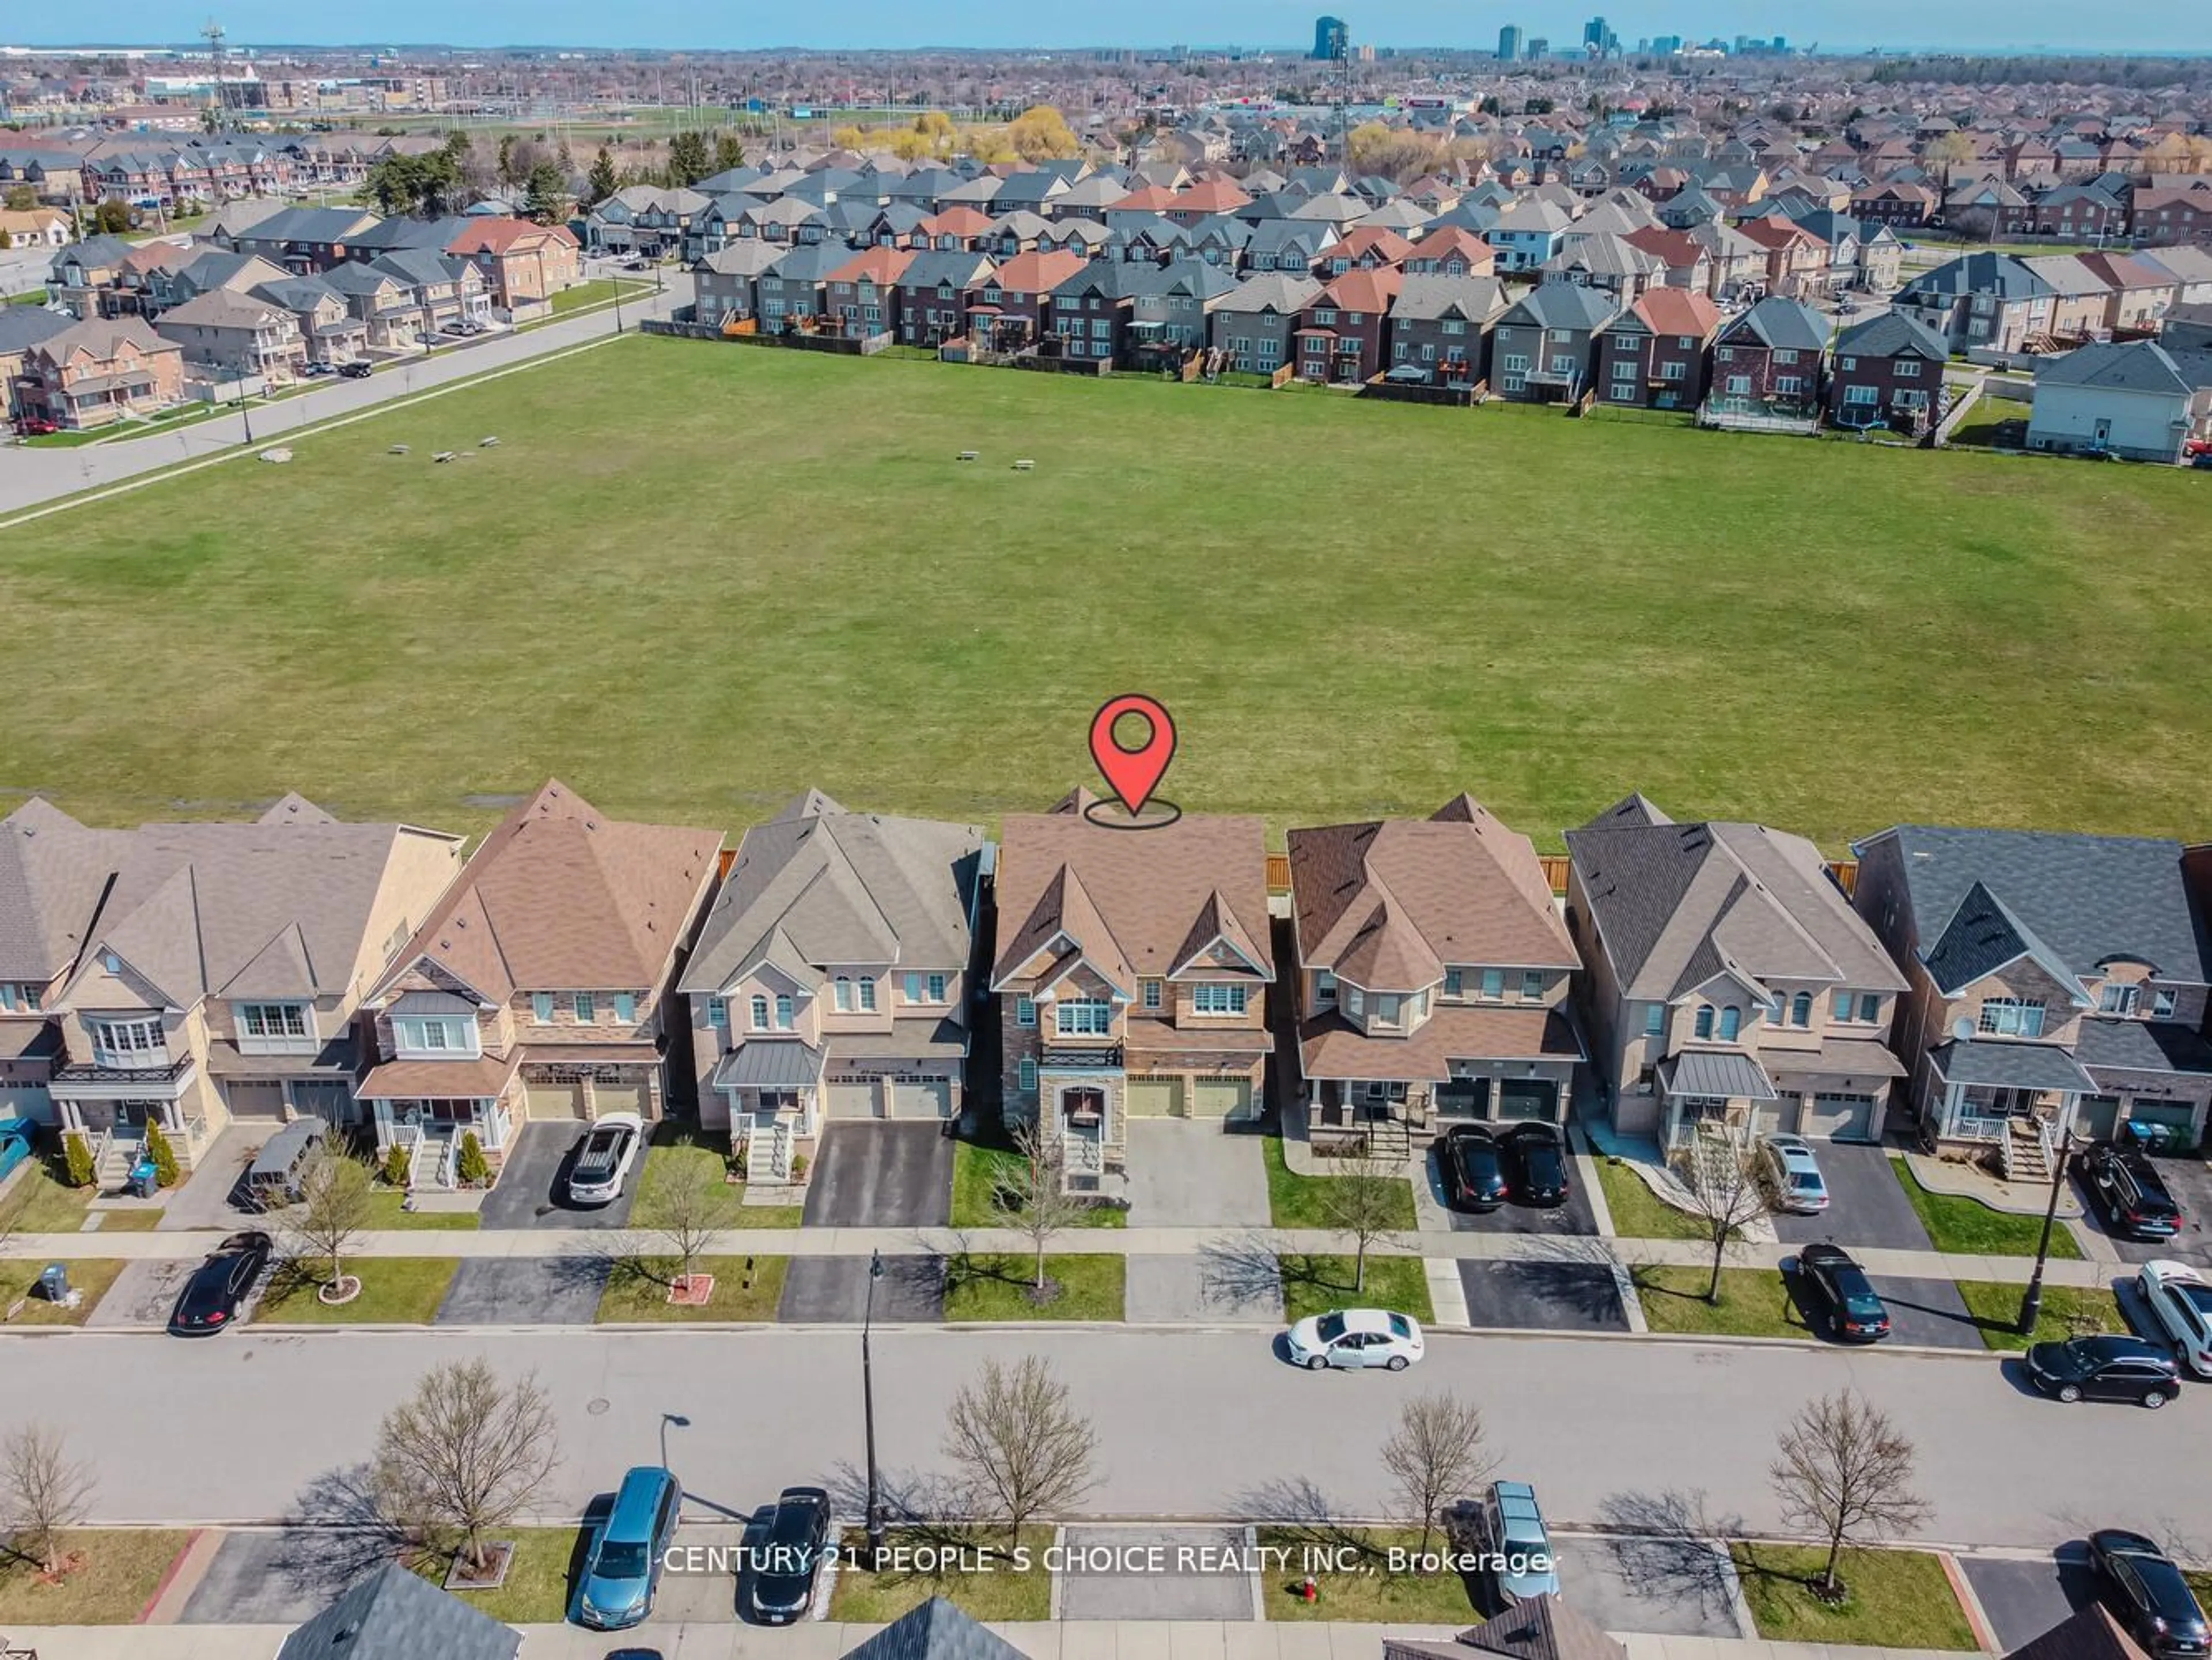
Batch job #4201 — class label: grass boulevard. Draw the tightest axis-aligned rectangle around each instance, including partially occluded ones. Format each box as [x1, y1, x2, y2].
[3, 337, 2210, 848]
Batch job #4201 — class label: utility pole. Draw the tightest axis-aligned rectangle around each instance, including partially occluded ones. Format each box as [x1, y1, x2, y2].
[2017, 1129, 2075, 1336]
[861, 1247, 887, 1569]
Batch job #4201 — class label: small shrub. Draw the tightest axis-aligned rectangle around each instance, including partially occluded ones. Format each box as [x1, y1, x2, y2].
[143, 1117, 181, 1187]
[381, 1142, 412, 1188]
[729, 1144, 748, 1180]
[63, 1130, 95, 1189]
[455, 1131, 489, 1186]
[790, 1151, 809, 1180]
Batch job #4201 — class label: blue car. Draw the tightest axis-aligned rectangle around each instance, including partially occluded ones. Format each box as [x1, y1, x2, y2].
[576, 1466, 683, 1631]
[0, 1118, 36, 1186]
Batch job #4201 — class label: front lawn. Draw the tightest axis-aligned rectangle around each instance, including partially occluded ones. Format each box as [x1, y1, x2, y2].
[596, 1254, 787, 1322]
[1631, 1264, 1805, 1338]
[363, 1190, 482, 1230]
[948, 1139, 1127, 1228]
[942, 1253, 1124, 1321]
[1952, 1279, 2127, 1351]
[1594, 1157, 1709, 1240]
[1730, 1544, 1978, 1650]
[414, 1527, 579, 1624]
[1893, 1163, 2083, 1258]
[827, 1525, 1052, 1621]
[641, 1126, 805, 1228]
[1263, 1138, 1418, 1231]
[1279, 1252, 1434, 1325]
[548, 277, 652, 316]
[0, 1529, 195, 1625]
[1, 1155, 95, 1232]
[85, 1206, 167, 1231]
[1257, 1526, 1484, 1622]
[0, 1258, 127, 1326]
[253, 1256, 459, 1324]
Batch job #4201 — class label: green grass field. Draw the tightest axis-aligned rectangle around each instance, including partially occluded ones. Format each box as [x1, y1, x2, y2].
[8, 338, 2212, 848]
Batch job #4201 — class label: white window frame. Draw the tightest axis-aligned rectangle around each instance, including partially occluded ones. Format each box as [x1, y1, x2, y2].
[707, 998, 729, 1030]
[1018, 1057, 1037, 1092]
[2100, 983, 2141, 1016]
[392, 1014, 478, 1059]
[237, 1000, 310, 1041]
[773, 994, 796, 1030]
[1055, 999, 1113, 1037]
[1142, 979, 1164, 1011]
[750, 995, 771, 1030]
[1978, 997, 2046, 1038]
[1016, 995, 1036, 1028]
[1191, 984, 1248, 1016]
[532, 991, 555, 1023]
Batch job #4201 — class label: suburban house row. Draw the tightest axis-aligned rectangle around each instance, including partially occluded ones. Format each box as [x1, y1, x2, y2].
[6, 781, 2211, 1197]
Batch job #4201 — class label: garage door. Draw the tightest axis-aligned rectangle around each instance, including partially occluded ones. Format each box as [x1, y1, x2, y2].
[2125, 1101, 2198, 1137]
[2077, 1096, 2122, 1141]
[1749, 1097, 1795, 1140]
[1435, 1079, 1490, 1119]
[1804, 1092, 1875, 1141]
[289, 1080, 355, 1125]
[895, 1077, 954, 1118]
[1188, 1076, 1252, 1119]
[825, 1077, 880, 1117]
[224, 1080, 287, 1121]
[590, 1077, 652, 1120]
[1124, 1077, 1182, 1117]
[526, 1076, 587, 1119]
[1495, 1079, 1560, 1121]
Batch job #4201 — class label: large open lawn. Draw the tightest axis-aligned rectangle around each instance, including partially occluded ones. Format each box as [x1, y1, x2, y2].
[7, 340, 2212, 845]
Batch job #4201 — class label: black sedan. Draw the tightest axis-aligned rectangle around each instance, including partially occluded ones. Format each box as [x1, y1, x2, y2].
[1792, 1243, 1891, 1342]
[745, 1485, 831, 1625]
[2025, 1335, 2183, 1408]
[168, 1231, 272, 1336]
[1438, 1125, 1509, 1211]
[1501, 1122, 1570, 1207]
[2089, 1529, 2212, 1659]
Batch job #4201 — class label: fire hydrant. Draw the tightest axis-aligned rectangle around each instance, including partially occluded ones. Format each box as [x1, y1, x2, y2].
[1301, 1575, 1319, 1605]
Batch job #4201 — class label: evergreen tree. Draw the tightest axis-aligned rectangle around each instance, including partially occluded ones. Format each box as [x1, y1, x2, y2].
[587, 146, 619, 204]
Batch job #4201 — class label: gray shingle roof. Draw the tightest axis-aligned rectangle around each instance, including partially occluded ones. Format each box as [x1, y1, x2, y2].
[2074, 1017, 2212, 1077]
[0, 306, 71, 355]
[1721, 294, 1830, 353]
[842, 1595, 1031, 1660]
[2035, 340, 2212, 396]
[1927, 1038, 2100, 1092]
[1835, 310, 1949, 360]
[1391, 273, 1509, 324]
[1498, 282, 1620, 332]
[275, 1563, 518, 1660]
[1897, 251, 2052, 304]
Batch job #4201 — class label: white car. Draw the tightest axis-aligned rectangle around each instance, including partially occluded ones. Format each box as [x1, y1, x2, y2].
[567, 1113, 644, 1205]
[1757, 1134, 1830, 1214]
[1285, 1308, 1425, 1372]
[2138, 1260, 2212, 1379]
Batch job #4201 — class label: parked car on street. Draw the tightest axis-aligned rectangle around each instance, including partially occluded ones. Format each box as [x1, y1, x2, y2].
[2088, 1529, 2212, 1659]
[168, 1231, 272, 1336]
[300, 360, 334, 376]
[2138, 1260, 2212, 1379]
[1756, 1133, 1830, 1213]
[2080, 1142, 2185, 1241]
[338, 361, 373, 379]
[745, 1485, 831, 1625]
[1438, 1124, 1509, 1211]
[1477, 1480, 1560, 1604]
[577, 1465, 683, 1630]
[1791, 1243, 1891, 1341]
[1285, 1308, 1426, 1371]
[2025, 1334, 2182, 1408]
[567, 1113, 643, 1205]
[1501, 1122, 1569, 1207]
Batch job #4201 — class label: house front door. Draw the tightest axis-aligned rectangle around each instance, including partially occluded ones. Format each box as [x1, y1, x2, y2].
[2093, 418, 2112, 448]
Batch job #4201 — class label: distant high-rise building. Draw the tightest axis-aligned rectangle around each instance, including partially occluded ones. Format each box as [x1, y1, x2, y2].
[1772, 33, 1789, 51]
[1497, 23, 1525, 59]
[1312, 15, 1349, 59]
[1652, 33, 1683, 52]
[1527, 36, 1549, 58]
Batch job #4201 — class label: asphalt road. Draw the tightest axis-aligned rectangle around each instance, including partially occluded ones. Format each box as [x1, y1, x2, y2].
[16, 1326, 2211, 1547]
[0, 265, 687, 517]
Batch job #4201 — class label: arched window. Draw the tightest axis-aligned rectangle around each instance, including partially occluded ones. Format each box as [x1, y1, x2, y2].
[1694, 1006, 1714, 1040]
[749, 995, 770, 1029]
[1060, 1087, 1105, 1126]
[1791, 993, 1813, 1027]
[1718, 1005, 1742, 1042]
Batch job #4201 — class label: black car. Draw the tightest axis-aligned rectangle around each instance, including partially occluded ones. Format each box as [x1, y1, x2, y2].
[2027, 1334, 2183, 1408]
[1501, 1122, 1570, 1207]
[168, 1231, 272, 1336]
[2089, 1529, 2212, 1659]
[338, 361, 373, 379]
[1793, 1243, 1891, 1341]
[1439, 1125, 1509, 1211]
[2080, 1143, 2184, 1241]
[747, 1485, 831, 1625]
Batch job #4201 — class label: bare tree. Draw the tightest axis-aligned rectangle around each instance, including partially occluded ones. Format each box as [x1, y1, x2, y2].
[1670, 1129, 1772, 1303]
[1316, 1156, 1410, 1294]
[634, 1165, 735, 1295]
[942, 1355, 1098, 1553]
[282, 1137, 377, 1296]
[1, 1423, 96, 1575]
[372, 1359, 560, 1576]
[990, 1123, 1090, 1292]
[1770, 1390, 1929, 1598]
[1380, 1392, 1497, 1556]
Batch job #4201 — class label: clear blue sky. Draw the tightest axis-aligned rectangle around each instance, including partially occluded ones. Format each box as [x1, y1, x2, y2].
[5, 2, 2199, 55]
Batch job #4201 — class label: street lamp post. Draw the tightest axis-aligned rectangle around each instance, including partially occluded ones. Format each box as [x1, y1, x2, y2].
[862, 1247, 886, 1569]
[659, 1412, 690, 1470]
[2017, 1128, 2075, 1336]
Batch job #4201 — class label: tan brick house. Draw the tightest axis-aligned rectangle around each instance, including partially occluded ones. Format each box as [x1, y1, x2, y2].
[13, 317, 184, 430]
[445, 217, 582, 319]
[991, 791, 1274, 1195]
[357, 782, 720, 1189]
[679, 791, 983, 1185]
[1289, 795, 1584, 1157]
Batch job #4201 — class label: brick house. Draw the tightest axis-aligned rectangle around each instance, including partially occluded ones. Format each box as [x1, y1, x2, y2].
[2035, 183, 2126, 241]
[1595, 286, 1721, 410]
[1850, 180, 1939, 228]
[0, 307, 71, 423]
[964, 249, 1088, 353]
[1048, 259, 1141, 365]
[1120, 260, 1241, 367]
[1735, 214, 1832, 298]
[153, 288, 308, 383]
[1209, 271, 1323, 374]
[444, 218, 581, 319]
[822, 245, 912, 340]
[1385, 274, 1506, 384]
[991, 791, 1273, 1196]
[894, 249, 996, 347]
[1895, 252, 2056, 353]
[357, 782, 720, 1187]
[1294, 266, 1403, 384]
[1289, 795, 1583, 1155]
[1828, 311, 1949, 432]
[755, 241, 849, 334]
[1706, 295, 1830, 425]
[2128, 186, 2212, 247]
[13, 317, 185, 430]
[1851, 826, 2212, 1159]
[1490, 281, 1620, 401]
[677, 792, 983, 1185]
[1403, 225, 1495, 278]
[2073, 250, 2179, 335]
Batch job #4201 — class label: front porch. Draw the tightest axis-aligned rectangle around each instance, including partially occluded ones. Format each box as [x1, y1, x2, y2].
[1656, 1049, 1779, 1149]
[1923, 1037, 2098, 1181]
[369, 1096, 513, 1190]
[50, 1059, 213, 1186]
[710, 1039, 824, 1188]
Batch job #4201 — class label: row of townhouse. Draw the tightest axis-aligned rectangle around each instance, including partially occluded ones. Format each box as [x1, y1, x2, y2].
[0, 131, 440, 213]
[1893, 246, 2212, 355]
[1849, 173, 2212, 246]
[10, 778, 2212, 1199]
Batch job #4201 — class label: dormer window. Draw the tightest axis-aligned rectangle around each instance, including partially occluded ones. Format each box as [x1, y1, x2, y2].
[1192, 985, 1247, 1016]
[774, 994, 796, 1030]
[2154, 988, 2177, 1019]
[1346, 985, 1365, 1019]
[392, 1014, 478, 1058]
[2099, 983, 2141, 1017]
[1480, 969, 1505, 1001]
[1694, 1006, 1714, 1040]
[1443, 969, 1463, 999]
[1141, 979, 1164, 1011]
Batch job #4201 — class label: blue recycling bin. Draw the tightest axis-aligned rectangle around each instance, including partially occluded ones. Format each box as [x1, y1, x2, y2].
[127, 1158, 161, 1198]
[37, 1263, 69, 1302]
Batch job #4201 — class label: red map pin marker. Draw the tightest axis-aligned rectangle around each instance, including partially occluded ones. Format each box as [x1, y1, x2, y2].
[1089, 694, 1177, 818]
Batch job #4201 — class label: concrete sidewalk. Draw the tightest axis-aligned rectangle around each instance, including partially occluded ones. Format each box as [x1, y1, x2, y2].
[0, 1623, 1983, 1660]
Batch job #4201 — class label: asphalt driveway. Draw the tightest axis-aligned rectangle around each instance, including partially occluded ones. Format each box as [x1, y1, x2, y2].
[1459, 1261, 1627, 1333]
[1426, 1136, 1599, 1237]
[1771, 1143, 1933, 1251]
[1961, 1550, 2099, 1651]
[1779, 1261, 1988, 1350]
[777, 1253, 946, 1322]
[801, 1121, 952, 1228]
[477, 1120, 643, 1230]
[1126, 1121, 1270, 1228]
[1058, 1525, 1255, 1620]
[2075, 1153, 2212, 1268]
[86, 1257, 199, 1330]
[182, 1532, 374, 1625]
[434, 1256, 609, 1325]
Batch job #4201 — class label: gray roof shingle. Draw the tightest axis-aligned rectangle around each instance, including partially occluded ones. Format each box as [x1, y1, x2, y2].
[275, 1563, 519, 1660]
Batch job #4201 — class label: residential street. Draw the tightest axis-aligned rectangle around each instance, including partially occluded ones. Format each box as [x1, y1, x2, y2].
[13, 1325, 2208, 1546]
[0, 266, 687, 517]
